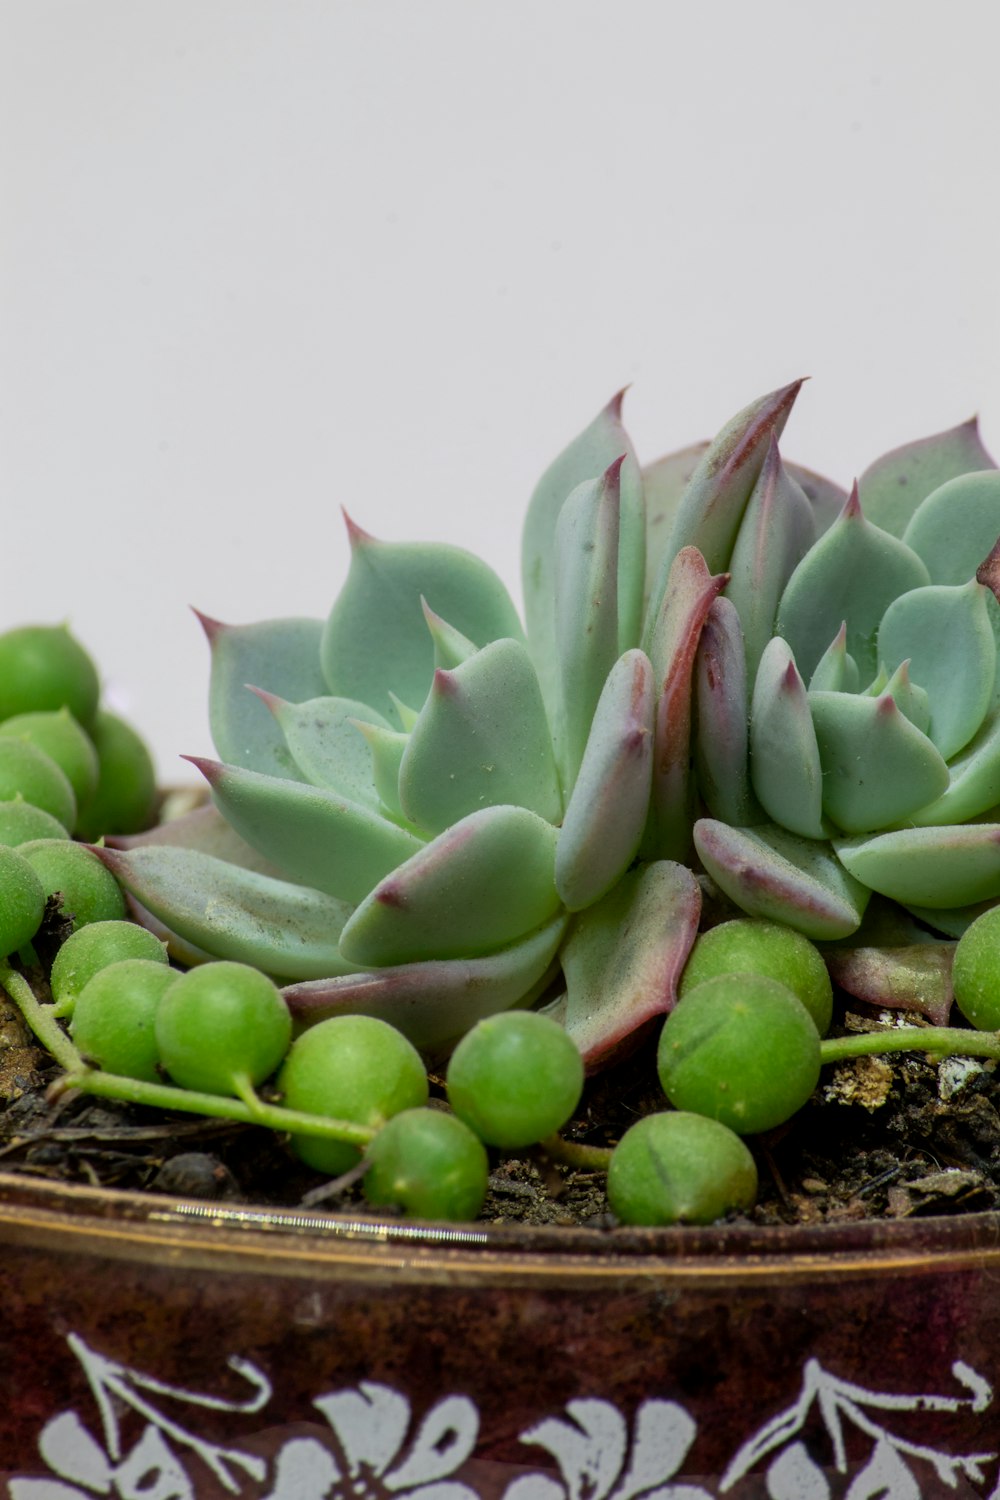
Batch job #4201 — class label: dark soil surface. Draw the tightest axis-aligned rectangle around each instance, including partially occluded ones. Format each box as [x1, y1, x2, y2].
[2, 928, 998, 1229]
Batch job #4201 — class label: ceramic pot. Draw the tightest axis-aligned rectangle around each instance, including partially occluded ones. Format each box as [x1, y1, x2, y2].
[1, 1171, 998, 1497]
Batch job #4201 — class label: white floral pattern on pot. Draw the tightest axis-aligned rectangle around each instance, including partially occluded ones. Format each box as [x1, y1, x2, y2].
[5, 1338, 998, 1499]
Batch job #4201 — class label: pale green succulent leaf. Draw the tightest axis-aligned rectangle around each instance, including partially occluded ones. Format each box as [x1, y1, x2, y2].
[109, 801, 286, 878]
[909, 706, 1000, 826]
[199, 614, 327, 780]
[522, 393, 644, 733]
[397, 638, 561, 834]
[642, 547, 728, 860]
[900, 897, 1000, 938]
[860, 660, 930, 734]
[555, 649, 654, 912]
[422, 599, 478, 670]
[807, 690, 949, 834]
[749, 638, 825, 838]
[777, 486, 930, 682]
[858, 416, 996, 538]
[642, 441, 708, 609]
[786, 461, 849, 538]
[191, 757, 424, 904]
[834, 825, 1000, 907]
[255, 692, 388, 807]
[901, 470, 1000, 587]
[694, 597, 762, 827]
[877, 580, 995, 760]
[807, 624, 860, 694]
[552, 860, 701, 1068]
[554, 465, 623, 788]
[92, 843, 360, 981]
[339, 805, 562, 966]
[390, 694, 420, 732]
[321, 520, 524, 725]
[694, 818, 870, 939]
[352, 720, 411, 823]
[281, 913, 568, 1056]
[645, 379, 803, 628]
[726, 436, 817, 688]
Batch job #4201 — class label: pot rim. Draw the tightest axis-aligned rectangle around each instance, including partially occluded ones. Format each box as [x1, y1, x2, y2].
[2, 1167, 999, 1284]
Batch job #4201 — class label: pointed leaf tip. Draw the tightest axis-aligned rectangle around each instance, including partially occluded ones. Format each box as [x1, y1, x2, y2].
[976, 534, 1000, 605]
[604, 386, 630, 421]
[844, 479, 862, 518]
[604, 453, 627, 485]
[191, 608, 225, 643]
[180, 754, 224, 786]
[245, 684, 286, 717]
[342, 508, 376, 547]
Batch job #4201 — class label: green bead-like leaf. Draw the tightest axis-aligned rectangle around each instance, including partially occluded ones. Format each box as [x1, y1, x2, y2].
[726, 435, 816, 689]
[777, 485, 930, 682]
[694, 598, 761, 827]
[807, 623, 860, 694]
[190, 757, 424, 904]
[554, 463, 624, 788]
[339, 805, 561, 966]
[645, 379, 803, 627]
[554, 861, 701, 1068]
[642, 547, 728, 861]
[835, 825, 1000, 907]
[253, 691, 388, 806]
[522, 392, 645, 734]
[877, 580, 996, 760]
[910, 706, 1000, 826]
[199, 614, 327, 779]
[282, 914, 568, 1056]
[94, 843, 359, 980]
[749, 638, 824, 838]
[321, 517, 524, 724]
[902, 470, 1000, 585]
[555, 649, 654, 912]
[858, 416, 996, 538]
[397, 638, 562, 833]
[694, 818, 869, 939]
[807, 690, 949, 834]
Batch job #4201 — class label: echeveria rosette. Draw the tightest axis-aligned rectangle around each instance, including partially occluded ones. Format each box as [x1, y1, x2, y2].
[98, 382, 1000, 1054]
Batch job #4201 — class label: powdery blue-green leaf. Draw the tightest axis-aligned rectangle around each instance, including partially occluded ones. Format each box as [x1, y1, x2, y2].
[339, 804, 561, 966]
[645, 380, 803, 629]
[321, 517, 524, 724]
[877, 580, 996, 760]
[694, 597, 761, 827]
[422, 599, 478, 670]
[251, 691, 388, 806]
[352, 720, 411, 822]
[694, 818, 870, 939]
[553, 861, 701, 1068]
[642, 441, 707, 608]
[642, 548, 729, 861]
[862, 660, 930, 735]
[902, 470, 1000, 585]
[189, 757, 424, 904]
[93, 843, 359, 980]
[807, 690, 949, 834]
[555, 649, 654, 912]
[750, 638, 824, 838]
[108, 801, 285, 877]
[197, 614, 327, 780]
[522, 392, 645, 733]
[726, 435, 816, 688]
[787, 461, 849, 538]
[901, 896, 1000, 938]
[910, 706, 1000, 826]
[807, 623, 860, 694]
[858, 415, 997, 538]
[397, 638, 562, 833]
[281, 914, 567, 1056]
[834, 825, 1000, 907]
[554, 462, 624, 788]
[777, 485, 930, 682]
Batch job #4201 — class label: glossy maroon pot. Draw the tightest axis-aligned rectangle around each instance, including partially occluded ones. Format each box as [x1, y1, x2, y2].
[1, 1172, 999, 1496]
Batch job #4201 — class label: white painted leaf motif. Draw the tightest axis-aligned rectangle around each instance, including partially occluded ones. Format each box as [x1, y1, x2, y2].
[314, 1382, 411, 1477]
[766, 1442, 830, 1500]
[520, 1400, 627, 1500]
[613, 1400, 700, 1500]
[387, 1396, 479, 1488]
[111, 1424, 193, 1500]
[843, 1439, 921, 1500]
[261, 1435, 340, 1500]
[37, 1412, 113, 1493]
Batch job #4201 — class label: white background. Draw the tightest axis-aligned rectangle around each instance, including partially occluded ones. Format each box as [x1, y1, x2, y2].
[3, 2, 999, 782]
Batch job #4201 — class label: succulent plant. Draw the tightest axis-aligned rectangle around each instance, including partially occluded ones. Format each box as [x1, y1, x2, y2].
[95, 382, 1000, 1064]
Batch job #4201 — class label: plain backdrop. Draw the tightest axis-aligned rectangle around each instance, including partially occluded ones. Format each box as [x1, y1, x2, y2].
[3, 1, 1000, 783]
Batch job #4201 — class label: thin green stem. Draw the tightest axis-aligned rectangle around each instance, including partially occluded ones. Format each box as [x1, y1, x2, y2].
[0, 959, 82, 1072]
[821, 1027, 1000, 1065]
[541, 1133, 614, 1171]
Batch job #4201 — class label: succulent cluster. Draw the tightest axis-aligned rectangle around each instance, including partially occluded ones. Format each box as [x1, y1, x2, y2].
[96, 382, 1000, 1065]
